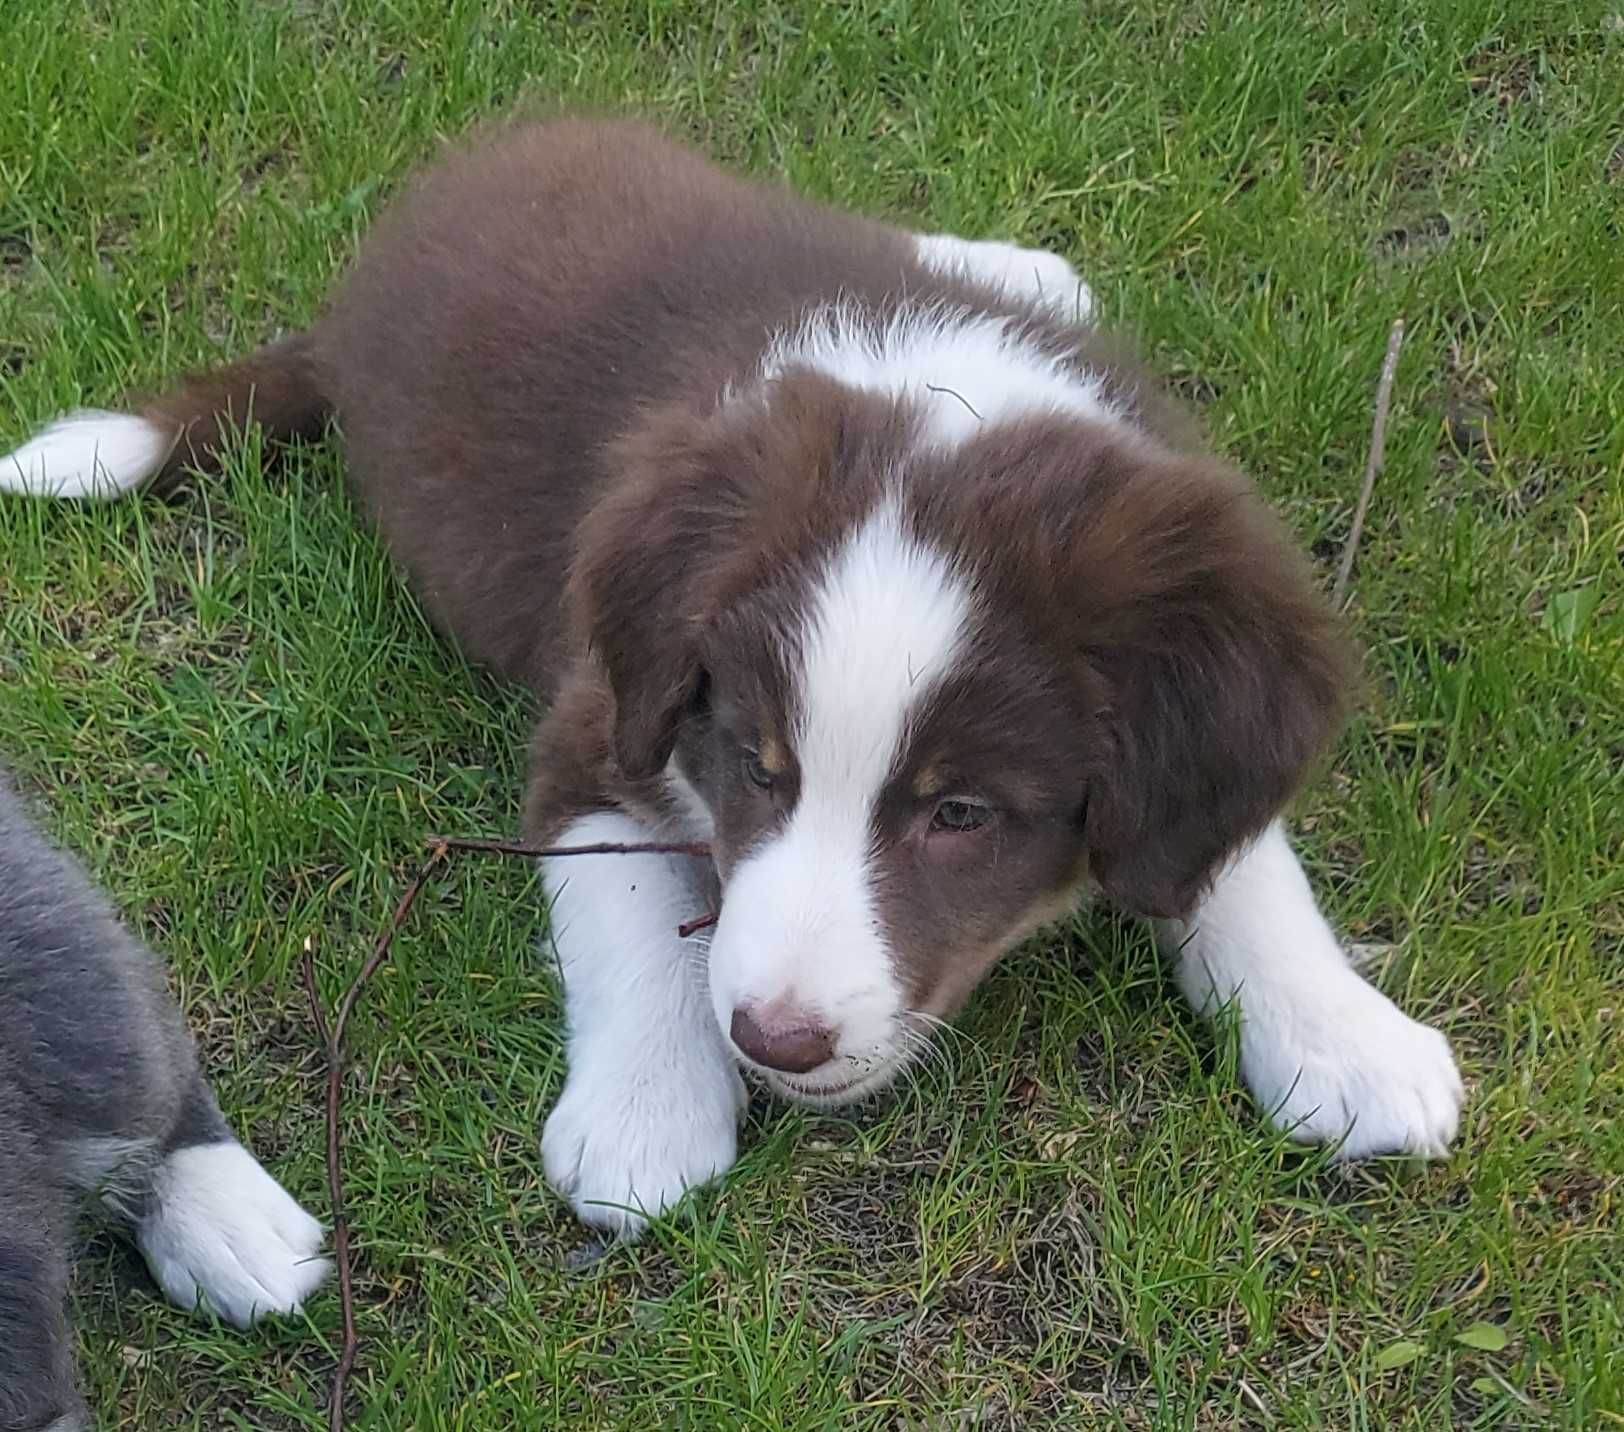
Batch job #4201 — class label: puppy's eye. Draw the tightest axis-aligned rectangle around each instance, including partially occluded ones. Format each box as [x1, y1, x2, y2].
[931, 798, 991, 833]
[744, 752, 775, 791]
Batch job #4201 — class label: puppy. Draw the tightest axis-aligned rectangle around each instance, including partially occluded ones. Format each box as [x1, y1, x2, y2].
[0, 774, 329, 1429]
[1, 117, 1465, 1238]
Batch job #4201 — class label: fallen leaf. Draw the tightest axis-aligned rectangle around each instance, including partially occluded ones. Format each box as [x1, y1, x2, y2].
[1543, 586, 1601, 645]
[1374, 1339, 1426, 1371]
[1455, 1321, 1510, 1352]
[1040, 1129, 1083, 1160]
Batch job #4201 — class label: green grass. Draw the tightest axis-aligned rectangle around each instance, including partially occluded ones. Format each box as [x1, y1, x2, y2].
[2, 0, 1621, 1426]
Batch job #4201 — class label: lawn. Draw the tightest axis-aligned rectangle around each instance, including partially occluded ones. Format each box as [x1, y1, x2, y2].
[2, 0, 1620, 1426]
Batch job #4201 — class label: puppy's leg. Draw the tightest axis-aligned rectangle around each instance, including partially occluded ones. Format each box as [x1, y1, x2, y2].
[0, 1137, 89, 1432]
[912, 232, 1095, 323]
[0, 776, 329, 1332]
[1164, 821, 1465, 1157]
[130, 1077, 329, 1329]
[539, 811, 745, 1239]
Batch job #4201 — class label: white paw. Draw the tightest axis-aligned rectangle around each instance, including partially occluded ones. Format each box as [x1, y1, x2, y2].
[977, 241, 1094, 320]
[136, 1142, 331, 1327]
[913, 233, 1095, 322]
[542, 1053, 746, 1239]
[1238, 976, 1465, 1158]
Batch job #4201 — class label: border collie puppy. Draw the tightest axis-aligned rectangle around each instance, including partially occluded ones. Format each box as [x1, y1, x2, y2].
[0, 773, 329, 1429]
[1, 118, 1464, 1238]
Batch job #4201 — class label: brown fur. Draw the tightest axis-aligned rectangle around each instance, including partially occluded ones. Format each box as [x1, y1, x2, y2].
[114, 114, 1351, 1013]
[142, 334, 329, 493]
[912, 417, 1350, 918]
[581, 374, 1348, 1017]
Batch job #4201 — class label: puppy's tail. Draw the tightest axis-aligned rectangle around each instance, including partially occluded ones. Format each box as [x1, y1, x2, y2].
[0, 332, 329, 501]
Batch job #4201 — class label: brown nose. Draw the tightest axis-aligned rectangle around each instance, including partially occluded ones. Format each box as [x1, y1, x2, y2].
[729, 1004, 835, 1074]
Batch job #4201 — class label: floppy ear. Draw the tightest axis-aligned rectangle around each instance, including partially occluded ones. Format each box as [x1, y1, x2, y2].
[565, 404, 722, 782]
[915, 416, 1351, 918]
[1072, 453, 1353, 918]
[566, 378, 857, 782]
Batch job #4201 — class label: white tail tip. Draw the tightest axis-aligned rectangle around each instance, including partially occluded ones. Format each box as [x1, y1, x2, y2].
[0, 409, 173, 500]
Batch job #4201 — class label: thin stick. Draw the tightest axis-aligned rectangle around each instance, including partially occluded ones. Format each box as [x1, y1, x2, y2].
[1332, 317, 1406, 609]
[429, 832, 715, 934]
[305, 830, 717, 1426]
[303, 840, 448, 1432]
[425, 833, 712, 861]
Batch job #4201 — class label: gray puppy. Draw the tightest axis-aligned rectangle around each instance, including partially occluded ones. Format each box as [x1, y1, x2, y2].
[0, 773, 329, 1430]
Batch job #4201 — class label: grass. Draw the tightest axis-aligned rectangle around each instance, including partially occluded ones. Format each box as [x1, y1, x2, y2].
[1, 0, 1621, 1426]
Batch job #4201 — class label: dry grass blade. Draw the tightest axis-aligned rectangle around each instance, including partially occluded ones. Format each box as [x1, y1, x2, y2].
[1332, 317, 1406, 609]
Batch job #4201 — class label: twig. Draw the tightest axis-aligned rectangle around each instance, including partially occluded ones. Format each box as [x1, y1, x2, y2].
[302, 831, 718, 1426]
[923, 382, 984, 422]
[302, 840, 448, 1432]
[1332, 317, 1406, 609]
[424, 833, 711, 860]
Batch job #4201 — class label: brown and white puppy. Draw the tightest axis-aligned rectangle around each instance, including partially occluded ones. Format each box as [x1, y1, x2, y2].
[1, 118, 1465, 1237]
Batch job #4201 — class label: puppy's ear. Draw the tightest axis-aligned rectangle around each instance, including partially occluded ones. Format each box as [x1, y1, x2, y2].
[1071, 452, 1352, 917]
[922, 418, 1352, 917]
[566, 404, 721, 782]
[566, 380, 851, 782]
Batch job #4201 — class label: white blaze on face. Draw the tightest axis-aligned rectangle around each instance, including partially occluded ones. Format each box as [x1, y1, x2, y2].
[707, 500, 975, 1080]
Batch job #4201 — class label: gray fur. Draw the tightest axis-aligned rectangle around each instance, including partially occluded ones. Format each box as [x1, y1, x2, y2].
[0, 772, 234, 1428]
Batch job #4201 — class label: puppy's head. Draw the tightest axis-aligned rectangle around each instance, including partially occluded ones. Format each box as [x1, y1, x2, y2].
[570, 374, 1349, 1104]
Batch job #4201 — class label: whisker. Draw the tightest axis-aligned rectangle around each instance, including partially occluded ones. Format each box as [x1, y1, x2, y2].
[894, 1027, 949, 1088]
[897, 1016, 944, 1064]
[900, 1008, 995, 1089]
[895, 1022, 941, 1071]
[903, 1026, 945, 1066]
[908, 1009, 977, 1048]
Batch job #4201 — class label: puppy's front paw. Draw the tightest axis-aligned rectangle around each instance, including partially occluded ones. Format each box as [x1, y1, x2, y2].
[1241, 975, 1465, 1159]
[983, 242, 1094, 320]
[913, 233, 1094, 321]
[542, 1056, 746, 1239]
[136, 1141, 330, 1327]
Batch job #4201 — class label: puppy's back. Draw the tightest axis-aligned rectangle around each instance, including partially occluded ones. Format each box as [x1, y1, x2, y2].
[309, 117, 923, 691]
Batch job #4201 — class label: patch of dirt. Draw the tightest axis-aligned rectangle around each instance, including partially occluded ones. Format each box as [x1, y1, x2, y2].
[1435, 321, 1503, 483]
[1440, 391, 1496, 473]
[1389, 143, 1447, 194]
[1376, 208, 1454, 258]
[1308, 530, 1342, 567]
[803, 1164, 931, 1265]
[837, 1192, 1118, 1424]
[1464, 47, 1539, 112]
[239, 146, 287, 194]
[1070, 1030, 1120, 1106]
[1168, 369, 1220, 407]
[1541, 1167, 1617, 1227]
[1489, 465, 1562, 522]
[0, 230, 31, 280]
[1457, 836, 1544, 919]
